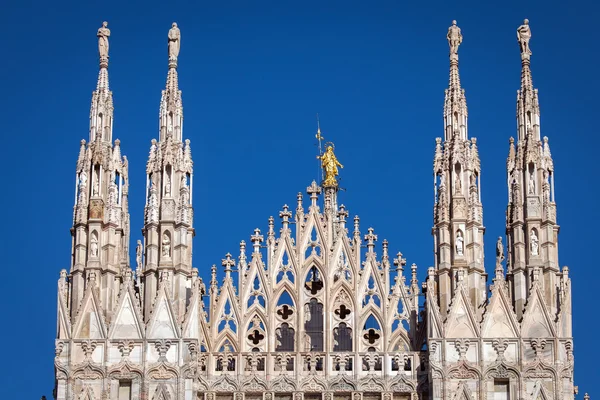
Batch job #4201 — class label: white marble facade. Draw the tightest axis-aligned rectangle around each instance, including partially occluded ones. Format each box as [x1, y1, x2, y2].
[53, 20, 579, 400]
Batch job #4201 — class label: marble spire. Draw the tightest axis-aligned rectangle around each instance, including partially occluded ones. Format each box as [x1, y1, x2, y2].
[444, 20, 467, 141]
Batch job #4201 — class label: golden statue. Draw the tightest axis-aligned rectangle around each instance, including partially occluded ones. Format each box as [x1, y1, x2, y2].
[319, 145, 343, 186]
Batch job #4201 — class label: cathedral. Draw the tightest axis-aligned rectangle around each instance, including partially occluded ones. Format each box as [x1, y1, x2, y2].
[53, 19, 580, 400]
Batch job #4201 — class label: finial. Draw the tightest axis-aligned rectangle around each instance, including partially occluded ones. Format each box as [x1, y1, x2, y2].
[318, 143, 343, 187]
[338, 204, 348, 224]
[447, 20, 462, 58]
[517, 19, 532, 58]
[168, 22, 181, 68]
[250, 228, 263, 253]
[222, 253, 235, 274]
[296, 192, 304, 214]
[364, 227, 378, 251]
[353, 215, 360, 236]
[97, 21, 110, 68]
[410, 263, 418, 287]
[394, 252, 406, 272]
[307, 180, 321, 208]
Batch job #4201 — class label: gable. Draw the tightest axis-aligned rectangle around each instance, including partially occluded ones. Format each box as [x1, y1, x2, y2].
[445, 286, 479, 338]
[481, 285, 519, 338]
[147, 287, 179, 339]
[521, 285, 556, 338]
[73, 288, 106, 339]
[110, 290, 143, 339]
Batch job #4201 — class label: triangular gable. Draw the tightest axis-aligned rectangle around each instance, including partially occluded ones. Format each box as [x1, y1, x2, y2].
[73, 285, 106, 339]
[453, 381, 474, 400]
[444, 285, 479, 338]
[530, 380, 551, 400]
[241, 257, 270, 308]
[357, 261, 385, 308]
[300, 212, 326, 257]
[557, 284, 572, 337]
[152, 383, 172, 400]
[109, 287, 144, 339]
[427, 287, 444, 339]
[78, 385, 97, 400]
[182, 284, 210, 346]
[521, 284, 556, 338]
[57, 294, 72, 340]
[272, 236, 299, 282]
[329, 235, 358, 281]
[212, 278, 241, 336]
[147, 286, 179, 339]
[481, 283, 519, 338]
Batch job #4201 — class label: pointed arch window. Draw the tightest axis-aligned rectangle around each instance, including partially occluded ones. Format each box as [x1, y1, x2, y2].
[304, 266, 323, 295]
[304, 298, 323, 351]
[333, 322, 352, 351]
[275, 323, 295, 351]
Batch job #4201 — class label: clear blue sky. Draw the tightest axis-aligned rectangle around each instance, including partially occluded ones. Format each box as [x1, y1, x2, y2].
[1, 0, 597, 397]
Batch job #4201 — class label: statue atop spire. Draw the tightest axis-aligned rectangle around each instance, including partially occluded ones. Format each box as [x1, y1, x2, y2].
[517, 19, 532, 57]
[447, 20, 462, 57]
[97, 21, 110, 67]
[319, 144, 343, 187]
[168, 22, 181, 67]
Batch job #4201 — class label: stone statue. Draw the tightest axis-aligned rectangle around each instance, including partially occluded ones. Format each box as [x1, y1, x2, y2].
[529, 171, 535, 194]
[136, 240, 143, 268]
[168, 22, 181, 59]
[92, 178, 99, 197]
[447, 20, 463, 56]
[455, 173, 462, 195]
[496, 236, 505, 265]
[319, 145, 343, 186]
[90, 234, 99, 257]
[79, 171, 88, 188]
[97, 21, 110, 59]
[165, 174, 171, 196]
[530, 230, 539, 256]
[455, 231, 464, 256]
[162, 233, 171, 257]
[517, 19, 532, 55]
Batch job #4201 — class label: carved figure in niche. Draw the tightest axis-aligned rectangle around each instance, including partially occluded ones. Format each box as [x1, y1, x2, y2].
[455, 173, 462, 195]
[517, 19, 532, 55]
[90, 233, 99, 257]
[92, 176, 99, 197]
[97, 22, 110, 59]
[168, 22, 181, 59]
[319, 145, 343, 186]
[455, 231, 464, 256]
[447, 20, 462, 55]
[530, 230, 539, 256]
[136, 240, 143, 268]
[529, 170, 535, 194]
[79, 170, 88, 189]
[162, 233, 171, 257]
[165, 173, 171, 196]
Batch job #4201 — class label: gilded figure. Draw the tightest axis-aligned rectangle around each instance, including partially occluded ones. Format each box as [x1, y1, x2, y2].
[319, 145, 343, 186]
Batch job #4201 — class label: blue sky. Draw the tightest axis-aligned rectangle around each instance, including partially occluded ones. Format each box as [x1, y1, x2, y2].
[1, 0, 598, 397]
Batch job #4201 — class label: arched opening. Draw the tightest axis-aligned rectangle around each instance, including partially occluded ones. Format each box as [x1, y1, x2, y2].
[304, 298, 323, 351]
[275, 323, 295, 351]
[304, 266, 323, 295]
[333, 322, 352, 351]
